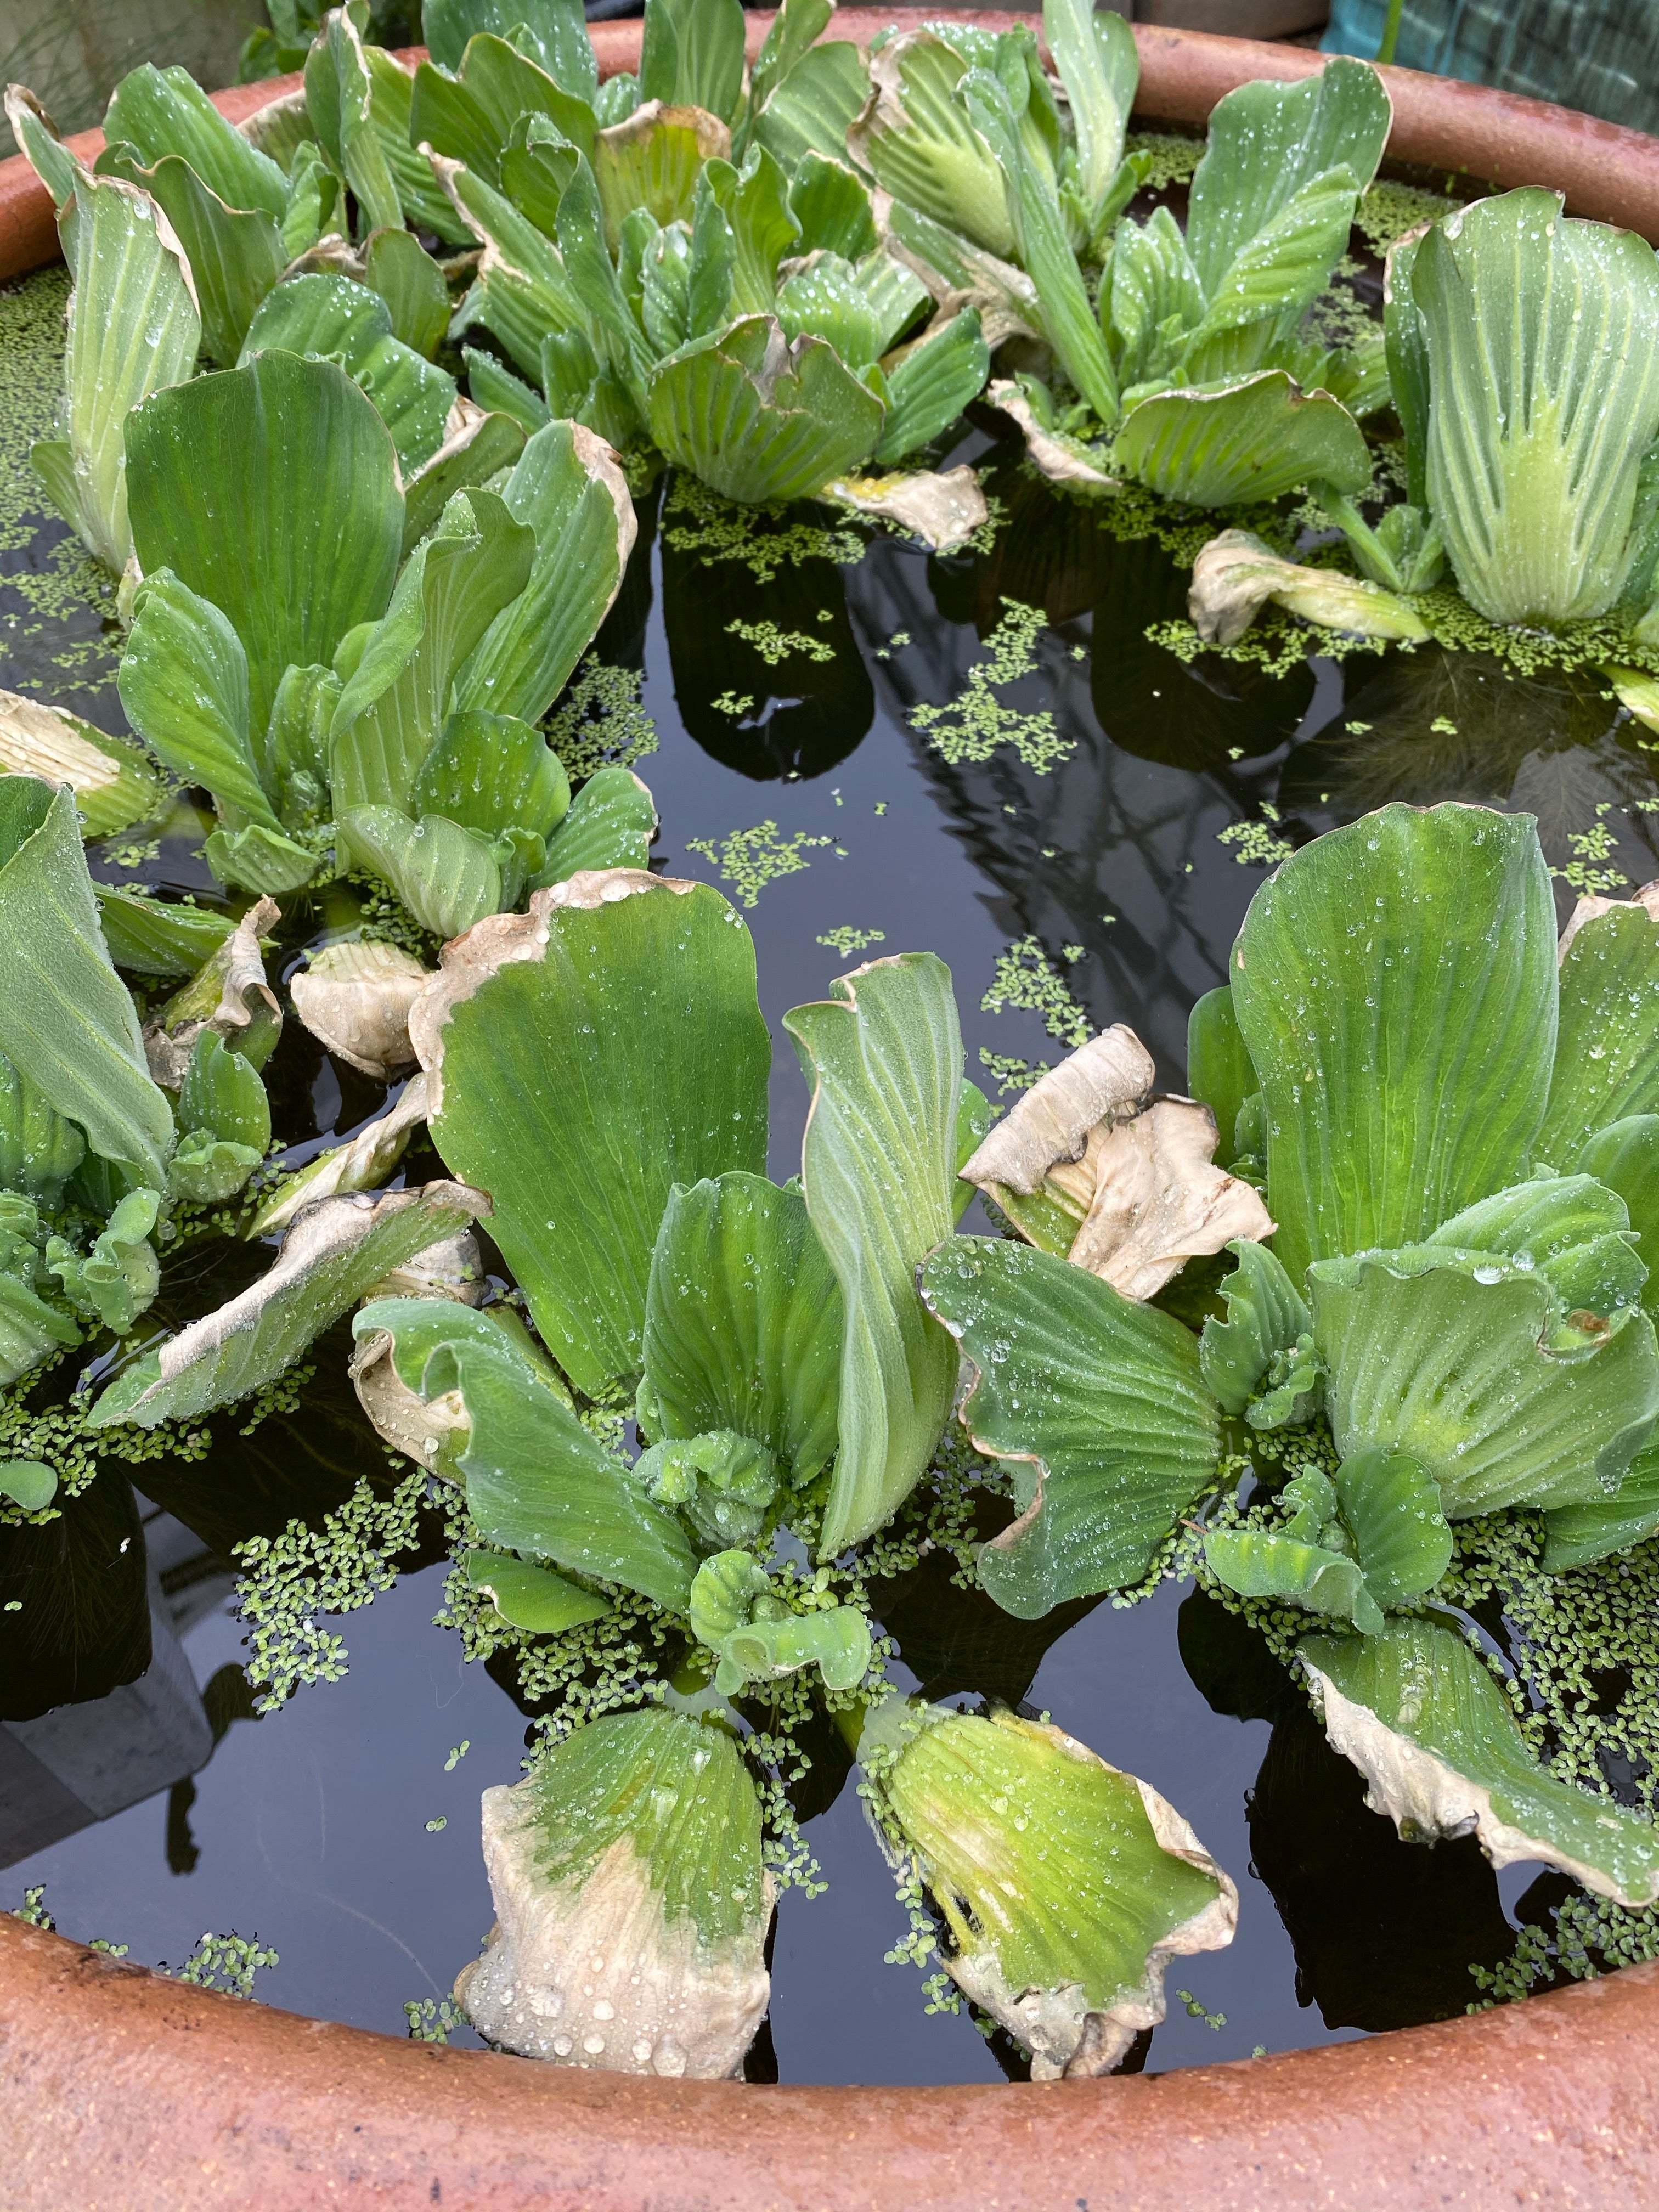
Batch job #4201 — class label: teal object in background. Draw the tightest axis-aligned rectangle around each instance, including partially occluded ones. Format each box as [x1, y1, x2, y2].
[1323, 0, 1658, 136]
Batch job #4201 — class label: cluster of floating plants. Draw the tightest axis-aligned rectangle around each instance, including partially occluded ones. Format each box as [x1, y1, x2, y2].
[6, 0, 1659, 2086]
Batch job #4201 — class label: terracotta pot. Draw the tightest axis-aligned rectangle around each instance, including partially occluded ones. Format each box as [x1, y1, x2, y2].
[5, 19, 1659, 2206]
[5, 9, 1659, 273]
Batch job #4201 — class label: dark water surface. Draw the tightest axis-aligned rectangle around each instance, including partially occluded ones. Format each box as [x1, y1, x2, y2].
[4, 399, 1654, 2078]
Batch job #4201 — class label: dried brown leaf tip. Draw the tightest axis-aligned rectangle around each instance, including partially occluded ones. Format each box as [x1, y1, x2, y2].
[962, 1027, 1274, 1299]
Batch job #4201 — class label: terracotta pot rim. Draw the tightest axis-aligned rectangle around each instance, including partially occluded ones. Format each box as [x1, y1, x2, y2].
[5, 16, 1659, 2205]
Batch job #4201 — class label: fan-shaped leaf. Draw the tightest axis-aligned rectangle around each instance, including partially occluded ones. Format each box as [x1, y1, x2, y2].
[921, 1236, 1221, 1616]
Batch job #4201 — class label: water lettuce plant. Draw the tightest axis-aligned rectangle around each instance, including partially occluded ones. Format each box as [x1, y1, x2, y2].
[863, 15, 1390, 504]
[1191, 189, 1659, 647]
[427, 0, 989, 512]
[112, 348, 635, 902]
[923, 799, 1659, 1898]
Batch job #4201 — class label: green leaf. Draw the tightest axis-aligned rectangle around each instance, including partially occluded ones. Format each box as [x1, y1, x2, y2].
[127, 352, 404, 739]
[788, 152, 877, 261]
[1186, 985, 1254, 1171]
[1409, 190, 1659, 625]
[262, 660, 340, 827]
[0, 780, 173, 1190]
[0, 1058, 84, 1207]
[1310, 1245, 1659, 1517]
[746, 0, 833, 137]
[89, 1181, 482, 1428]
[874, 308, 990, 466]
[1180, 168, 1366, 363]
[1186, 58, 1390, 305]
[962, 69, 1116, 425]
[330, 488, 535, 825]
[636, 1428, 779, 1548]
[304, 5, 402, 234]
[341, 807, 503, 938]
[593, 100, 729, 253]
[444, 161, 589, 379]
[48, 1187, 160, 1334]
[166, 1128, 264, 1204]
[641, 1171, 842, 1483]
[0, 692, 163, 842]
[1579, 1116, 1659, 1317]
[533, 765, 656, 884]
[0, 1459, 59, 1513]
[1230, 802, 1558, 1283]
[1205, 1527, 1381, 1635]
[362, 46, 475, 245]
[41, 171, 201, 574]
[413, 708, 569, 843]
[851, 33, 1013, 259]
[280, 142, 341, 262]
[1539, 898, 1659, 1163]
[1336, 1444, 1452, 1611]
[754, 41, 868, 171]
[785, 954, 962, 1556]
[463, 347, 552, 435]
[400, 407, 529, 561]
[1543, 1429, 1659, 1571]
[118, 571, 278, 828]
[1425, 1172, 1647, 1325]
[870, 1702, 1234, 2076]
[178, 1028, 271, 1153]
[1303, 1616, 1659, 1905]
[1199, 1239, 1312, 1418]
[204, 823, 323, 897]
[689, 1546, 871, 1696]
[458, 32, 597, 158]
[463, 1546, 613, 1633]
[95, 891, 237, 979]
[775, 253, 887, 369]
[240, 272, 458, 473]
[1041, 0, 1136, 224]
[921, 1236, 1221, 1615]
[1111, 371, 1370, 506]
[424, 0, 598, 95]
[432, 1336, 697, 1609]
[421, 874, 771, 1394]
[4, 86, 80, 208]
[640, 0, 746, 121]
[647, 314, 885, 503]
[0, 1268, 80, 1386]
[450, 420, 635, 727]
[94, 144, 286, 368]
[104, 63, 289, 220]
[703, 146, 801, 317]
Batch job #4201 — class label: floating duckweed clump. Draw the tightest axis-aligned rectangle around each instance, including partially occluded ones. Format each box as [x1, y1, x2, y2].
[1217, 805, 1297, 870]
[0, 271, 120, 704]
[725, 619, 837, 667]
[0, 1357, 212, 1527]
[817, 926, 886, 956]
[912, 600, 1072, 775]
[685, 822, 834, 907]
[1353, 177, 1463, 257]
[662, 478, 865, 584]
[980, 936, 1090, 1050]
[544, 661, 659, 781]
[235, 1466, 428, 1709]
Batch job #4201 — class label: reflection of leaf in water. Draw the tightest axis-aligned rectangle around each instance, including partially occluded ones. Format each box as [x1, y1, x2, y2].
[1089, 531, 1314, 776]
[867, 1525, 1101, 1711]
[1281, 648, 1656, 859]
[661, 526, 872, 781]
[974, 445, 1109, 628]
[0, 1469, 150, 1722]
[166, 1659, 259, 1874]
[1246, 1698, 1516, 2032]
[971, 444, 1314, 773]
[1176, 1584, 1295, 1726]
